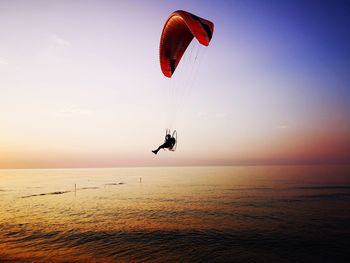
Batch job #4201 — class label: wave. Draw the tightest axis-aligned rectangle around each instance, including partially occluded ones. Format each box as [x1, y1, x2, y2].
[226, 185, 350, 192]
[294, 186, 350, 190]
[104, 182, 125, 186]
[21, 191, 71, 198]
[1, 227, 349, 263]
[20, 186, 103, 199]
[299, 193, 350, 200]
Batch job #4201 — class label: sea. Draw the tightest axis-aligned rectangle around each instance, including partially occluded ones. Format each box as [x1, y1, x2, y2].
[0, 165, 349, 262]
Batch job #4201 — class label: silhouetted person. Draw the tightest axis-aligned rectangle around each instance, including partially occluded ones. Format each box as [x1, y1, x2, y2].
[152, 134, 176, 154]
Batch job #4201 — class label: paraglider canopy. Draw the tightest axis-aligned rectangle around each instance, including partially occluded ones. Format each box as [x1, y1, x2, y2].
[159, 10, 214, 78]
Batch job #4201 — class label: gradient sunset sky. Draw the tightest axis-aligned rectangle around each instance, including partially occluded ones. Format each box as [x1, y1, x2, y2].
[1, 0, 349, 168]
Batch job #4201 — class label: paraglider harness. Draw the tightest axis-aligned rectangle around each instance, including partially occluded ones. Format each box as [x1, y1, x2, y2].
[165, 129, 177, 151]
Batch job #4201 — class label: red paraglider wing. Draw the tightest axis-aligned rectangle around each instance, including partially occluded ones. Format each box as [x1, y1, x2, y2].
[159, 10, 214, 78]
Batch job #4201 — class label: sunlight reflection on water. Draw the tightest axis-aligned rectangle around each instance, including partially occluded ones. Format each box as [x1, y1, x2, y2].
[0, 166, 350, 262]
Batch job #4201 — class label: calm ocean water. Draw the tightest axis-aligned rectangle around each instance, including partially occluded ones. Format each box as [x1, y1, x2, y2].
[0, 165, 349, 262]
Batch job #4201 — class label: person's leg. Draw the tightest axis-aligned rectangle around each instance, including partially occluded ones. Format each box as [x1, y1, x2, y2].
[152, 144, 165, 154]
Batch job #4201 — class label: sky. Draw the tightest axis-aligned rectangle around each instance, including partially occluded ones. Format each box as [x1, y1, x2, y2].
[0, 0, 349, 168]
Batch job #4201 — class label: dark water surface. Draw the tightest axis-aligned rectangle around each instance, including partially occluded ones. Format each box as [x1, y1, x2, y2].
[0, 165, 349, 262]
